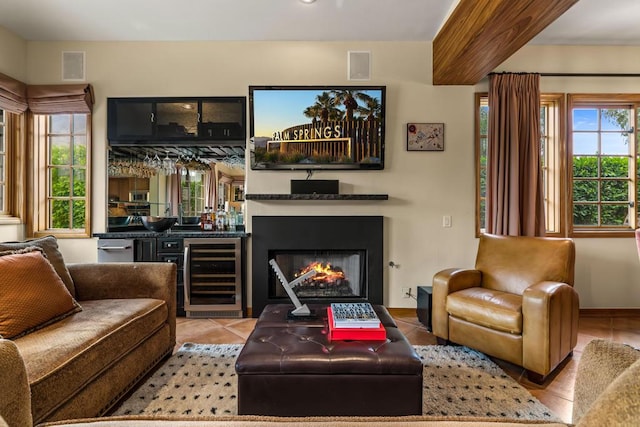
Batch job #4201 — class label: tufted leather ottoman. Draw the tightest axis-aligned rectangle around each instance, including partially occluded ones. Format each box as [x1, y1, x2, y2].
[236, 304, 423, 416]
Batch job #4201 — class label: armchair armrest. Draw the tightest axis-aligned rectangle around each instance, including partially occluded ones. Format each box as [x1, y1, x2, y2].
[573, 339, 640, 425]
[432, 268, 481, 339]
[522, 281, 579, 376]
[0, 339, 32, 427]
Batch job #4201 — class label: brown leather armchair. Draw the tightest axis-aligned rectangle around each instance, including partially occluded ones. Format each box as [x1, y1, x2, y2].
[432, 233, 579, 383]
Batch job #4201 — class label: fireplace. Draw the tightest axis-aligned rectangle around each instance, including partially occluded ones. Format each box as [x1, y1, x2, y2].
[270, 249, 366, 299]
[251, 216, 383, 317]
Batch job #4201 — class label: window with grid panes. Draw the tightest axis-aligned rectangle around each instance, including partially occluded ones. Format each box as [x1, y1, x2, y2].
[569, 99, 638, 233]
[33, 113, 90, 236]
[181, 170, 205, 217]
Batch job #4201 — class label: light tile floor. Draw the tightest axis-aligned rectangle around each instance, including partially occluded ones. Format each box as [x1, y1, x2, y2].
[175, 313, 640, 424]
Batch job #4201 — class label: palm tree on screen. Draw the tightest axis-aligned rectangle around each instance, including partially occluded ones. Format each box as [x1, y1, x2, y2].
[357, 95, 381, 121]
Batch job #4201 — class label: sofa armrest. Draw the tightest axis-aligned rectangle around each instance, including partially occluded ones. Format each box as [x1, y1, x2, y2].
[432, 268, 481, 339]
[573, 339, 640, 425]
[522, 281, 579, 376]
[0, 339, 32, 427]
[68, 262, 177, 345]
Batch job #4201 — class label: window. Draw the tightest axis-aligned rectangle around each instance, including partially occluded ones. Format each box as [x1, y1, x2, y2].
[32, 113, 91, 237]
[181, 170, 205, 217]
[0, 109, 22, 221]
[477, 93, 639, 237]
[475, 93, 564, 236]
[0, 109, 6, 214]
[476, 94, 488, 234]
[569, 95, 639, 234]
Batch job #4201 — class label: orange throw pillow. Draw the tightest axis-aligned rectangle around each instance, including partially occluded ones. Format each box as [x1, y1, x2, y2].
[0, 250, 81, 339]
[0, 235, 76, 296]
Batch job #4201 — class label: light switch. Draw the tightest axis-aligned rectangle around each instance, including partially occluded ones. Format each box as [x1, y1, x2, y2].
[442, 215, 452, 228]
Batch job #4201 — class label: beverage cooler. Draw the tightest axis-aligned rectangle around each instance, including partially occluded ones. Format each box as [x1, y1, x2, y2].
[183, 238, 244, 318]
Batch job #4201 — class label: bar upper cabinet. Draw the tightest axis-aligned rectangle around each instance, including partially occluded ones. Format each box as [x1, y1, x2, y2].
[108, 99, 154, 140]
[199, 98, 246, 141]
[107, 96, 246, 143]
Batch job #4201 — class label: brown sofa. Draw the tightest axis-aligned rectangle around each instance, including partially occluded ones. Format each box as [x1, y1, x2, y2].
[2, 338, 639, 426]
[0, 260, 176, 427]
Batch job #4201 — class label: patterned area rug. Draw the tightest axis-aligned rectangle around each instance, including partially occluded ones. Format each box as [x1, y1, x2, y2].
[112, 343, 560, 422]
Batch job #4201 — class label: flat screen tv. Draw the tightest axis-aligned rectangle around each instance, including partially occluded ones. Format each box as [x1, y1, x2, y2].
[249, 85, 386, 170]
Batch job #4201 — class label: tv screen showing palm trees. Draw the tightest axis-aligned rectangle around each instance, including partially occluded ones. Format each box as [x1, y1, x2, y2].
[249, 86, 386, 170]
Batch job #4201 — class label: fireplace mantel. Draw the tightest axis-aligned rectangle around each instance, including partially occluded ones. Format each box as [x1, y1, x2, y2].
[245, 194, 388, 201]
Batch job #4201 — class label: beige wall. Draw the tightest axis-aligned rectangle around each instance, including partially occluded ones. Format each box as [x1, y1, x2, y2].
[0, 26, 27, 81]
[0, 26, 27, 242]
[1, 29, 638, 308]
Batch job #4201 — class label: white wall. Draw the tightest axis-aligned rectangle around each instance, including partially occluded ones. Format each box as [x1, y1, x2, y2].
[1, 33, 638, 308]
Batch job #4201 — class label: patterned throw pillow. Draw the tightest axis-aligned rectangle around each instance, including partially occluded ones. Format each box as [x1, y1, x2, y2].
[0, 249, 82, 339]
[0, 235, 75, 296]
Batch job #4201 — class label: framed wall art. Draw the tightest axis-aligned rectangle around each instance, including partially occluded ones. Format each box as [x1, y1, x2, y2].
[407, 123, 444, 151]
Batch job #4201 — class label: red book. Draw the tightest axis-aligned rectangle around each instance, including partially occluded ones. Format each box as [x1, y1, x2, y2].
[327, 307, 387, 341]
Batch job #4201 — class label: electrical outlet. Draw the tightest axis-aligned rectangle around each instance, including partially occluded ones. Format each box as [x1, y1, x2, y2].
[402, 287, 411, 298]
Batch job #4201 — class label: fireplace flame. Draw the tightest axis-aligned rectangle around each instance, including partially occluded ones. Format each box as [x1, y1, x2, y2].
[297, 262, 345, 284]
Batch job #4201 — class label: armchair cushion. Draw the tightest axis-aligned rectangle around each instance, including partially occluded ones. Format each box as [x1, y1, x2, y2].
[446, 288, 522, 334]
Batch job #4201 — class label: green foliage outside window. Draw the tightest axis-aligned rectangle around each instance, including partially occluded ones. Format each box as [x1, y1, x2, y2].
[572, 156, 631, 225]
[572, 107, 636, 227]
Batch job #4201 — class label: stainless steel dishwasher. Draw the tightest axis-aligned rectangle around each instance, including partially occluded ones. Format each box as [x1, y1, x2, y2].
[97, 239, 134, 262]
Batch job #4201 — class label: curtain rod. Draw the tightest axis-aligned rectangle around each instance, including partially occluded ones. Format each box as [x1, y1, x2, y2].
[489, 72, 640, 78]
[541, 73, 640, 77]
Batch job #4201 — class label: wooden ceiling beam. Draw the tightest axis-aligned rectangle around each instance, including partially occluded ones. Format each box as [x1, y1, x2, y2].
[432, 0, 579, 85]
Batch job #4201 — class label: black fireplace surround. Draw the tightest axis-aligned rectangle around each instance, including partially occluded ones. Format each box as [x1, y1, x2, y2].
[251, 216, 383, 317]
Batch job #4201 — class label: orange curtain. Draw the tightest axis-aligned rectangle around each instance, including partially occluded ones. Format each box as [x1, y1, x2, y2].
[486, 73, 545, 237]
[0, 72, 28, 113]
[26, 84, 94, 114]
